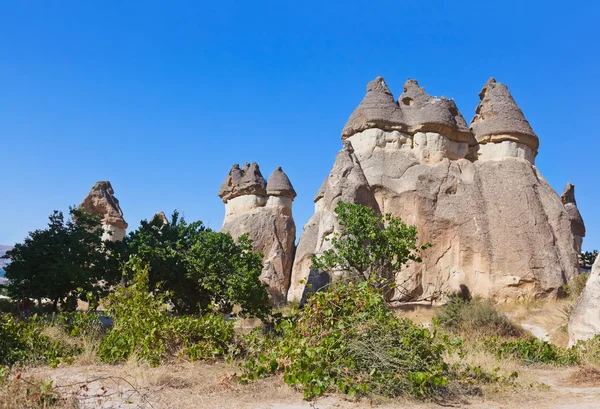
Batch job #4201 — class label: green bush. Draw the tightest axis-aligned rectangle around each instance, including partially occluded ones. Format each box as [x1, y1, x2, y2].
[486, 336, 578, 365]
[98, 257, 234, 366]
[436, 294, 521, 338]
[240, 281, 460, 400]
[0, 314, 79, 367]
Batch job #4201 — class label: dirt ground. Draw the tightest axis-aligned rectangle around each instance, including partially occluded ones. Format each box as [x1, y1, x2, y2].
[9, 300, 599, 409]
[21, 359, 599, 409]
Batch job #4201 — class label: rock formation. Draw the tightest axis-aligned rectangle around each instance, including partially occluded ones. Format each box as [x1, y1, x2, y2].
[561, 183, 586, 254]
[289, 77, 582, 302]
[287, 141, 379, 302]
[219, 163, 296, 305]
[569, 254, 600, 347]
[79, 181, 128, 241]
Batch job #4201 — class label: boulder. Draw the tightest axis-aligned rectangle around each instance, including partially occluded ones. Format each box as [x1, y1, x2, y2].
[219, 165, 296, 305]
[79, 181, 127, 241]
[569, 255, 600, 347]
[287, 141, 379, 302]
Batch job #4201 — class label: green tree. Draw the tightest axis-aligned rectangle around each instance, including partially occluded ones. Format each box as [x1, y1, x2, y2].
[311, 201, 429, 297]
[185, 231, 269, 317]
[580, 250, 599, 270]
[3, 208, 119, 311]
[123, 211, 269, 317]
[124, 211, 207, 313]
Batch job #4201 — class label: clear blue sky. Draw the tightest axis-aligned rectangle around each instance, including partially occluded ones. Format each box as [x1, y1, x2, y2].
[1, 1, 598, 251]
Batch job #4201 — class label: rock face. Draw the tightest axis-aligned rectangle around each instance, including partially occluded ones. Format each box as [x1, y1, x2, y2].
[287, 141, 379, 302]
[569, 255, 600, 347]
[79, 181, 128, 241]
[289, 77, 582, 302]
[561, 183, 586, 254]
[219, 164, 296, 305]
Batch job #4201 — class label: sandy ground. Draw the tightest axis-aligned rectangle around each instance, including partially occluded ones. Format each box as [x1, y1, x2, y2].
[22, 360, 599, 409]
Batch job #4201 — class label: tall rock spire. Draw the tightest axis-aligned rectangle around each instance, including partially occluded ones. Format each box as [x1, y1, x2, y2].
[341, 76, 405, 139]
[79, 181, 127, 241]
[398, 79, 475, 144]
[219, 163, 296, 306]
[561, 183, 586, 253]
[470, 78, 539, 152]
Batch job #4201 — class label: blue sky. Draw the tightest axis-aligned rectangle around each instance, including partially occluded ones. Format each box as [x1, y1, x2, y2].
[0, 1, 598, 251]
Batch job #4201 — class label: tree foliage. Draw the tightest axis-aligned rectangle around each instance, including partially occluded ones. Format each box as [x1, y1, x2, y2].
[123, 211, 269, 317]
[580, 250, 598, 270]
[311, 201, 429, 294]
[2, 208, 120, 310]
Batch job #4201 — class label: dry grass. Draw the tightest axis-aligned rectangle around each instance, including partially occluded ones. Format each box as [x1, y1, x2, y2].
[0, 372, 79, 409]
[497, 298, 574, 347]
[394, 305, 437, 326]
[566, 366, 600, 387]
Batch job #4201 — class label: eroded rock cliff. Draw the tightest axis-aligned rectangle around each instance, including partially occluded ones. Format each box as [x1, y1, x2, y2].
[289, 77, 582, 302]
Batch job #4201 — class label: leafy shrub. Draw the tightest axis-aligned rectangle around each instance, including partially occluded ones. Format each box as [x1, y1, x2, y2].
[98, 257, 234, 366]
[486, 336, 578, 365]
[0, 314, 79, 367]
[240, 281, 458, 400]
[436, 294, 521, 338]
[54, 312, 105, 339]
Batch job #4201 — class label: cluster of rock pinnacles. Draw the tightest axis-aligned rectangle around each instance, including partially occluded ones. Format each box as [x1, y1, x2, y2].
[80, 76, 587, 310]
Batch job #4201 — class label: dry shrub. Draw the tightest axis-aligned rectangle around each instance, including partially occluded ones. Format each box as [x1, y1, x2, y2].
[564, 273, 590, 300]
[567, 366, 600, 387]
[436, 295, 522, 338]
[0, 372, 78, 409]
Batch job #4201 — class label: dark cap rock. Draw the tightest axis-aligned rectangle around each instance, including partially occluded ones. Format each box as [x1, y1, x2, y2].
[218, 162, 267, 202]
[267, 167, 297, 199]
[398, 79, 475, 144]
[79, 181, 128, 229]
[341, 76, 405, 139]
[470, 78, 539, 151]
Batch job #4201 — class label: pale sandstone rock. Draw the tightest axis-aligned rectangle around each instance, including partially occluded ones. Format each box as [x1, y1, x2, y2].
[219, 165, 296, 305]
[79, 181, 127, 242]
[569, 255, 600, 347]
[290, 77, 581, 303]
[287, 141, 379, 302]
